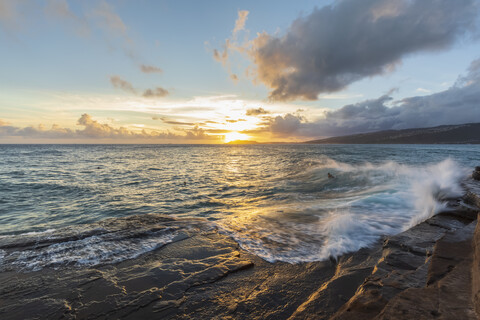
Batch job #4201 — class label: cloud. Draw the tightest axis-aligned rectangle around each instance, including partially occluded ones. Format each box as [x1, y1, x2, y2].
[76, 114, 214, 140]
[213, 45, 229, 65]
[0, 122, 75, 139]
[90, 1, 140, 59]
[0, 0, 25, 30]
[76, 113, 132, 138]
[233, 10, 249, 34]
[2, 1, 168, 82]
[262, 58, 480, 137]
[416, 88, 431, 93]
[212, 10, 249, 77]
[456, 58, 480, 86]
[90, 0, 128, 40]
[185, 125, 210, 139]
[153, 116, 195, 126]
[110, 76, 169, 98]
[110, 75, 136, 94]
[226, 119, 246, 123]
[2, 0, 139, 60]
[140, 64, 163, 74]
[0, 114, 219, 141]
[219, 0, 479, 101]
[246, 107, 269, 116]
[269, 113, 304, 135]
[45, 0, 89, 36]
[143, 87, 169, 98]
[45, 0, 73, 19]
[203, 129, 231, 134]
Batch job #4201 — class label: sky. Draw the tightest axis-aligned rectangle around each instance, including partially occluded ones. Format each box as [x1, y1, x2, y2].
[1, 0, 480, 143]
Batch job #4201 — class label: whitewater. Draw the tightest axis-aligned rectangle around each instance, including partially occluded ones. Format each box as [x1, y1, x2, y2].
[0, 144, 478, 270]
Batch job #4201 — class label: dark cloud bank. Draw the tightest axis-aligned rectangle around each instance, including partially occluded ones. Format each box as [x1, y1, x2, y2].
[263, 59, 480, 138]
[243, 0, 479, 101]
[226, 0, 480, 138]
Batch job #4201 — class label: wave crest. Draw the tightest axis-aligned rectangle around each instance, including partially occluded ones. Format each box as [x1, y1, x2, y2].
[219, 157, 469, 263]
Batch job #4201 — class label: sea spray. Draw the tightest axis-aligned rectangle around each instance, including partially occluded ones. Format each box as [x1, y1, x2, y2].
[318, 210, 382, 260]
[218, 157, 470, 263]
[408, 158, 466, 227]
[0, 144, 478, 268]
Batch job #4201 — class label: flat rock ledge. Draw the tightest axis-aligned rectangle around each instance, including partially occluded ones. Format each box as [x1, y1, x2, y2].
[0, 179, 479, 320]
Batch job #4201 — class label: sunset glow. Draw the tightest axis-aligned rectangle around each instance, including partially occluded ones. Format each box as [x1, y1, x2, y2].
[2, 1, 480, 318]
[1, 0, 479, 143]
[223, 132, 251, 143]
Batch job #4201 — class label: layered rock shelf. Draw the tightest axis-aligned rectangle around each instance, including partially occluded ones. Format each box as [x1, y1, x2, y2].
[0, 176, 479, 319]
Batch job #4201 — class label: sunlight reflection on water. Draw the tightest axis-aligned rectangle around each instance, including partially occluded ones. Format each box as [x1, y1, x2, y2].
[0, 144, 479, 263]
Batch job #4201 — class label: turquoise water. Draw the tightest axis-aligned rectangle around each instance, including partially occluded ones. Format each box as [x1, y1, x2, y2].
[0, 144, 479, 266]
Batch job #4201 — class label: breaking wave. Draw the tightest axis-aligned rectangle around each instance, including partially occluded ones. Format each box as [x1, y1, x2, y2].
[218, 157, 468, 263]
[0, 144, 477, 269]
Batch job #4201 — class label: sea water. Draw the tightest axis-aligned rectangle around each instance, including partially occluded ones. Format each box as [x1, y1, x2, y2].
[0, 144, 479, 269]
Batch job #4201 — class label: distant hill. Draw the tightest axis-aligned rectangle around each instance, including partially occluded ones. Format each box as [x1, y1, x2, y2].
[305, 123, 480, 144]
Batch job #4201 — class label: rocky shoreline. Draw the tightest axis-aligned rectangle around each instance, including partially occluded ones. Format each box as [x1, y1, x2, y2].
[1, 172, 479, 319]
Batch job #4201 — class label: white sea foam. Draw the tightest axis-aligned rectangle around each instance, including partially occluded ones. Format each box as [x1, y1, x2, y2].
[317, 210, 383, 260]
[407, 158, 466, 227]
[1, 231, 177, 271]
[0, 214, 214, 271]
[313, 157, 467, 226]
[0, 151, 472, 268]
[218, 157, 469, 263]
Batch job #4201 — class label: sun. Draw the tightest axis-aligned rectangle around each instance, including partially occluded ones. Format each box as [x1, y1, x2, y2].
[224, 132, 250, 143]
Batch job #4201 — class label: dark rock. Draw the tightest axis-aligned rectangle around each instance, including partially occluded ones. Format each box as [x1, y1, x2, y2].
[1, 175, 479, 320]
[473, 170, 480, 181]
[330, 204, 478, 320]
[473, 213, 480, 318]
[288, 247, 382, 320]
[465, 191, 480, 209]
[375, 221, 477, 320]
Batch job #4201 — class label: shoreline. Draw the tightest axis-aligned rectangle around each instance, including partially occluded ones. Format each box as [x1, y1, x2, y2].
[0, 175, 479, 319]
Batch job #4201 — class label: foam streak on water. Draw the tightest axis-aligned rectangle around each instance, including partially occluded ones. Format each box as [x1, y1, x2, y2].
[0, 214, 209, 271]
[0, 144, 478, 268]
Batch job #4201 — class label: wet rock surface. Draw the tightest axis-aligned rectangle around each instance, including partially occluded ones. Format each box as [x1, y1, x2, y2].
[0, 179, 479, 319]
[375, 220, 477, 320]
[473, 167, 480, 181]
[0, 227, 340, 320]
[330, 179, 480, 320]
[331, 218, 477, 320]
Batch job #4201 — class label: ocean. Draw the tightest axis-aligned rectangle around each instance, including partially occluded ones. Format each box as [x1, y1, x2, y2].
[0, 144, 479, 270]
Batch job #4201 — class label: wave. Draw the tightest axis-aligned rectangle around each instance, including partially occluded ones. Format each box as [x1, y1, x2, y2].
[0, 214, 210, 272]
[0, 155, 471, 269]
[217, 157, 469, 263]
